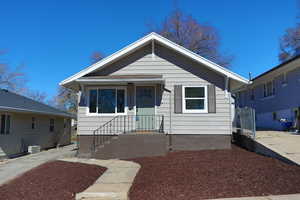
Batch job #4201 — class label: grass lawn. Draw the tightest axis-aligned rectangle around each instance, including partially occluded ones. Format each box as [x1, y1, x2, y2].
[128, 145, 300, 200]
[0, 161, 106, 200]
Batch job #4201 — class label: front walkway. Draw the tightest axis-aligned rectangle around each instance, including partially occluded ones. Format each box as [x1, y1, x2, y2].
[60, 158, 140, 200]
[0, 144, 76, 186]
[256, 131, 300, 165]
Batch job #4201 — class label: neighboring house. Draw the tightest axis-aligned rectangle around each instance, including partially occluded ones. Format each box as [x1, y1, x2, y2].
[60, 32, 249, 159]
[236, 55, 300, 130]
[0, 89, 74, 158]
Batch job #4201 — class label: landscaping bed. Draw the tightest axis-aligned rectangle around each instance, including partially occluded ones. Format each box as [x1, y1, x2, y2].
[0, 160, 106, 200]
[128, 145, 300, 200]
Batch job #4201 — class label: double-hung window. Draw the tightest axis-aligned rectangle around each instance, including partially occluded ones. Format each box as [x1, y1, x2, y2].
[0, 114, 11, 135]
[263, 80, 275, 97]
[182, 86, 208, 113]
[88, 88, 126, 115]
[31, 117, 36, 130]
[49, 119, 54, 132]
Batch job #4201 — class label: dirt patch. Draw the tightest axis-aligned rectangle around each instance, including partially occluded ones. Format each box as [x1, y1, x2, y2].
[0, 160, 106, 200]
[128, 145, 300, 200]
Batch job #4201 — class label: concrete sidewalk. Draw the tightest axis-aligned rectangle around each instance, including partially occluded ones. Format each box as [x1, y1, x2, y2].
[256, 131, 300, 165]
[210, 193, 300, 200]
[60, 158, 140, 200]
[0, 144, 76, 186]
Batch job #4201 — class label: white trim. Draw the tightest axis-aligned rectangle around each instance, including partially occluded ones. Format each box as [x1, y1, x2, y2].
[225, 76, 229, 98]
[152, 39, 155, 60]
[263, 79, 275, 98]
[86, 86, 128, 116]
[76, 78, 164, 83]
[182, 85, 208, 113]
[60, 32, 249, 86]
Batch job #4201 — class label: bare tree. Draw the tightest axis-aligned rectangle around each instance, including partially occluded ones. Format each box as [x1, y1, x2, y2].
[149, 10, 232, 67]
[279, 24, 300, 62]
[0, 51, 27, 93]
[90, 51, 104, 64]
[51, 86, 78, 114]
[278, 1, 300, 62]
[26, 90, 47, 103]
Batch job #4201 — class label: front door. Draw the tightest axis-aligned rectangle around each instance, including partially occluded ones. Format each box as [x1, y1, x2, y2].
[136, 86, 155, 131]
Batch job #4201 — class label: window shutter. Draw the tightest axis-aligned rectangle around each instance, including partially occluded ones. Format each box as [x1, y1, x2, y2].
[208, 84, 216, 113]
[174, 85, 182, 113]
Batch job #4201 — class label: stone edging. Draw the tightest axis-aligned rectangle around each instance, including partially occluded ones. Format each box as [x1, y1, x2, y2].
[59, 158, 140, 200]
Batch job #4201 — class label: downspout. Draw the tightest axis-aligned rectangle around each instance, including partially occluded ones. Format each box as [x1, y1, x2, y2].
[225, 76, 233, 136]
[163, 87, 172, 134]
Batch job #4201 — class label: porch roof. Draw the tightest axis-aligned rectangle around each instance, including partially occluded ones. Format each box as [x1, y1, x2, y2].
[76, 75, 165, 85]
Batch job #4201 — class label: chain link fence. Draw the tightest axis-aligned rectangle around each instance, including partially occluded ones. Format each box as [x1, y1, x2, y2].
[234, 107, 256, 139]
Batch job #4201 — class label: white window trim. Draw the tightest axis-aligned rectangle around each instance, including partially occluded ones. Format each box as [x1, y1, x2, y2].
[0, 113, 11, 135]
[182, 85, 208, 113]
[282, 72, 288, 86]
[263, 80, 275, 98]
[86, 86, 128, 116]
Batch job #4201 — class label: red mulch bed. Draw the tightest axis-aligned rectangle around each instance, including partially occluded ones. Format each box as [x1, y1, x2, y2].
[0, 160, 106, 200]
[128, 145, 300, 200]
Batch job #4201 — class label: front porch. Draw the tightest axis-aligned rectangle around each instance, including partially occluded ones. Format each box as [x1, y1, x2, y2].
[91, 114, 166, 159]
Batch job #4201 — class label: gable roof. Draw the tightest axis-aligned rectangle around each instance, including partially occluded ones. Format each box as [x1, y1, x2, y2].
[0, 89, 74, 118]
[252, 55, 300, 81]
[60, 32, 249, 86]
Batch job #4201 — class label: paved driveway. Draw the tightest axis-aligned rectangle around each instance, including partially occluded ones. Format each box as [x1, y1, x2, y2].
[256, 131, 300, 165]
[0, 144, 76, 185]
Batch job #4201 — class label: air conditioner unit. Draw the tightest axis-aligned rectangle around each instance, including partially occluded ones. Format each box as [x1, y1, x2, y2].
[28, 145, 41, 154]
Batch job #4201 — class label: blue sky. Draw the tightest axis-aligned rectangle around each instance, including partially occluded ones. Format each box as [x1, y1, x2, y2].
[0, 0, 298, 97]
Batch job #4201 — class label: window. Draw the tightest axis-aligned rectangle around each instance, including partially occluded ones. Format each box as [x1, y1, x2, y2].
[0, 114, 11, 135]
[88, 88, 126, 115]
[272, 112, 277, 121]
[182, 86, 207, 113]
[49, 119, 54, 132]
[31, 117, 35, 129]
[281, 72, 288, 86]
[263, 80, 275, 97]
[250, 89, 255, 101]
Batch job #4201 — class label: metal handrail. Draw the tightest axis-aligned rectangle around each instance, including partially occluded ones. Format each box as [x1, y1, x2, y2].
[92, 115, 164, 151]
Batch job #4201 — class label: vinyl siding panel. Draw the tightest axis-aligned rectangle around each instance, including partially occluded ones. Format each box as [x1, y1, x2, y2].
[78, 43, 231, 135]
[237, 64, 300, 130]
[0, 112, 71, 157]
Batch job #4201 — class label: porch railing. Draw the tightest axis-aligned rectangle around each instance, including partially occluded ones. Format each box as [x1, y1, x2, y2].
[93, 115, 164, 151]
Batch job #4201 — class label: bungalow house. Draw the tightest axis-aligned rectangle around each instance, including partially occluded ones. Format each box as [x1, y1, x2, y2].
[236, 55, 300, 131]
[60, 32, 249, 159]
[0, 89, 74, 158]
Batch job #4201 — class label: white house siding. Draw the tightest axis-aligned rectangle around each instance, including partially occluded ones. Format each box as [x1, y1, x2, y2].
[77, 43, 231, 136]
[0, 112, 71, 157]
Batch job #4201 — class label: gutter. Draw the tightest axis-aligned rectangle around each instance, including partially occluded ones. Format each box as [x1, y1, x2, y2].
[0, 106, 75, 119]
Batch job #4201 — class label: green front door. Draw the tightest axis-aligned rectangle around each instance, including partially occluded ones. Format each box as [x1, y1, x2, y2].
[136, 86, 155, 131]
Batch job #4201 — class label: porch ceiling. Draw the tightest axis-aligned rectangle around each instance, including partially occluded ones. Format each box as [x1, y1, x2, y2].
[76, 75, 165, 85]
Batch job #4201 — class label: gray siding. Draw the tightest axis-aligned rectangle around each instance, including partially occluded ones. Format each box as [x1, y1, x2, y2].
[239, 67, 300, 113]
[237, 66, 300, 130]
[78, 43, 231, 135]
[0, 112, 71, 157]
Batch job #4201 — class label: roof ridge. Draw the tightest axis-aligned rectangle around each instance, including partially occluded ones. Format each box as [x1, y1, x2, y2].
[0, 89, 71, 116]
